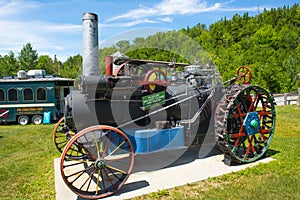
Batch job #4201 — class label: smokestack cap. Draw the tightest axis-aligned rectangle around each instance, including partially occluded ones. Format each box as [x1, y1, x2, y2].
[82, 13, 98, 21]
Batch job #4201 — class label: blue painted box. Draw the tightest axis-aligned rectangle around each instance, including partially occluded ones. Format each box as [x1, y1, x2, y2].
[43, 111, 51, 124]
[134, 126, 184, 154]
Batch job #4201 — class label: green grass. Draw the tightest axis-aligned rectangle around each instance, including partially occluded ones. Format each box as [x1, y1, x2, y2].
[0, 124, 58, 199]
[134, 105, 300, 200]
[0, 105, 299, 199]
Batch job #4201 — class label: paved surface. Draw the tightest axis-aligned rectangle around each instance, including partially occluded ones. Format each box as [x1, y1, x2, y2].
[54, 146, 275, 200]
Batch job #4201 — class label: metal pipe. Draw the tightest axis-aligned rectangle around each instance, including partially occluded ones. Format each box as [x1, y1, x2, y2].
[105, 56, 113, 76]
[117, 87, 214, 129]
[82, 13, 99, 77]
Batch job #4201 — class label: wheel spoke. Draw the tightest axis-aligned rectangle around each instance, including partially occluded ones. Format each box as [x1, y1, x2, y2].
[60, 125, 134, 199]
[100, 169, 107, 193]
[79, 168, 97, 190]
[106, 164, 127, 175]
[102, 131, 118, 157]
[53, 117, 78, 156]
[93, 131, 101, 159]
[68, 164, 94, 181]
[103, 168, 116, 190]
[248, 93, 259, 112]
[96, 169, 101, 195]
[107, 141, 126, 157]
[220, 85, 276, 163]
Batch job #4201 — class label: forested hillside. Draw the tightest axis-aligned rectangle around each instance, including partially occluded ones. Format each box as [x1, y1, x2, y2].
[100, 4, 300, 93]
[0, 4, 299, 93]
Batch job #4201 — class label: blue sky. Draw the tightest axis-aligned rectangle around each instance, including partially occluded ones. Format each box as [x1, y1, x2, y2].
[0, 0, 298, 61]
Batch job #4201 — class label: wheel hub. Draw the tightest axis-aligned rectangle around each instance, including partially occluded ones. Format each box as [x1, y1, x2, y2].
[243, 112, 260, 136]
[250, 119, 259, 129]
[95, 159, 106, 169]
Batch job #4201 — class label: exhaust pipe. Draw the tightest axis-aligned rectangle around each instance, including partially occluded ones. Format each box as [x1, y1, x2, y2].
[70, 13, 101, 131]
[82, 13, 99, 77]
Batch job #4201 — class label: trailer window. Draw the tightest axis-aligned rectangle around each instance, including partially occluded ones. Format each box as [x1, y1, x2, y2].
[37, 88, 46, 101]
[8, 89, 18, 101]
[0, 89, 4, 102]
[23, 88, 33, 101]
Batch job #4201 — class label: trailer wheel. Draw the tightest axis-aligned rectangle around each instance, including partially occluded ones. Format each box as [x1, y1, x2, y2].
[60, 125, 134, 199]
[32, 115, 43, 125]
[18, 116, 29, 125]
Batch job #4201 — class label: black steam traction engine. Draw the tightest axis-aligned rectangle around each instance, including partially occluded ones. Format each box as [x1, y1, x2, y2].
[53, 13, 276, 199]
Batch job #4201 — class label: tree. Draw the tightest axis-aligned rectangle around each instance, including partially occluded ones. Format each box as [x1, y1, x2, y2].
[116, 40, 130, 52]
[60, 55, 82, 79]
[133, 37, 145, 46]
[37, 55, 55, 75]
[18, 43, 38, 71]
[0, 51, 18, 76]
[53, 55, 63, 75]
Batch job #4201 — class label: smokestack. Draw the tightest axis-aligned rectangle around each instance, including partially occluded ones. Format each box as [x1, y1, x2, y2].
[82, 13, 99, 76]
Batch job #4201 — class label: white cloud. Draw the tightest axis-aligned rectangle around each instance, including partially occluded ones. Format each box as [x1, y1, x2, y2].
[0, 0, 279, 62]
[0, 0, 41, 17]
[101, 19, 159, 28]
[107, 0, 226, 22]
[160, 17, 173, 22]
[106, 0, 260, 26]
[0, 20, 81, 61]
[0, 0, 82, 60]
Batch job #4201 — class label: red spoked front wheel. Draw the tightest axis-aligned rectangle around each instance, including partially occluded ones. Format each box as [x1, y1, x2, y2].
[60, 125, 134, 199]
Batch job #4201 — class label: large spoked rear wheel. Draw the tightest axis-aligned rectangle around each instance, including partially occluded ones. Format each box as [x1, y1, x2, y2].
[221, 85, 276, 163]
[60, 125, 134, 199]
[53, 117, 75, 153]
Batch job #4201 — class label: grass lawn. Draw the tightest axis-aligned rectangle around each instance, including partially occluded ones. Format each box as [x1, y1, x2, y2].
[0, 105, 299, 199]
[0, 124, 57, 199]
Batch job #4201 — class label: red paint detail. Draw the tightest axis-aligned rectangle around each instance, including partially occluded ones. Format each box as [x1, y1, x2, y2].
[0, 109, 9, 119]
[105, 56, 113, 76]
[234, 125, 245, 148]
[237, 66, 252, 84]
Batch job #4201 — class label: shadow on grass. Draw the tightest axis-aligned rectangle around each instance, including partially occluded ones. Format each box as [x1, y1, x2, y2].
[265, 149, 280, 157]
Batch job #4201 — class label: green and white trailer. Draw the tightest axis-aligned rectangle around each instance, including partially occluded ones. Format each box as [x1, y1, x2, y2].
[0, 70, 74, 125]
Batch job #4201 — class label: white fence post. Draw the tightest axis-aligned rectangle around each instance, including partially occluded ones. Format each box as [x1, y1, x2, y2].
[284, 93, 287, 105]
[298, 87, 300, 106]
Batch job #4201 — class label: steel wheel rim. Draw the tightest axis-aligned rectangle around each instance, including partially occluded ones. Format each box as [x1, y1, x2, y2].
[224, 85, 276, 163]
[53, 117, 75, 153]
[60, 125, 134, 199]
